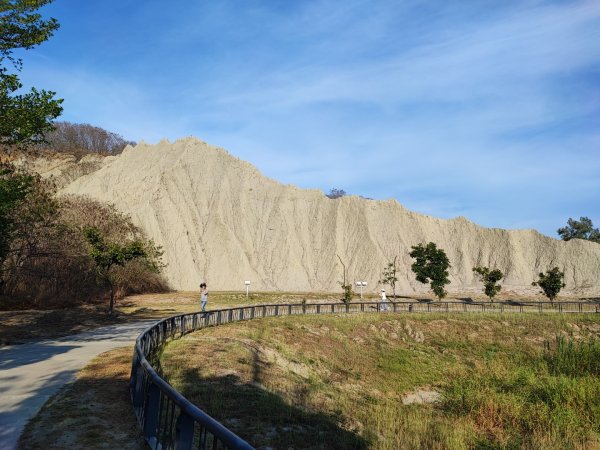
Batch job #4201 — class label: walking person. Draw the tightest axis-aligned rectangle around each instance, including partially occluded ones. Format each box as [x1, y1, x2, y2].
[200, 282, 208, 314]
[380, 289, 389, 311]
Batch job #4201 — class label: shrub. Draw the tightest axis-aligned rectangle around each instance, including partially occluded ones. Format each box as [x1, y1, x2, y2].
[472, 266, 504, 302]
[532, 267, 565, 302]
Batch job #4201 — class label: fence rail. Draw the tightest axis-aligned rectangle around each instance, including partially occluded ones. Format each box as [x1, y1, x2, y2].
[130, 300, 599, 449]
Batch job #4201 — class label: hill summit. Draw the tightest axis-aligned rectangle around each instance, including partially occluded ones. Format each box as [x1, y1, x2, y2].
[52, 137, 599, 296]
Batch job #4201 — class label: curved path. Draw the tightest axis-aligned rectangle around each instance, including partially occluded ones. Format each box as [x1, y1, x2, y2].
[0, 320, 154, 450]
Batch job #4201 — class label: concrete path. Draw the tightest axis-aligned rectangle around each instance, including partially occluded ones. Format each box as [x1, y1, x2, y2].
[0, 320, 154, 450]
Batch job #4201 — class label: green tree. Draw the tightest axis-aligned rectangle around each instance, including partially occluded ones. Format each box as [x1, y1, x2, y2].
[1, 0, 63, 148]
[409, 242, 451, 300]
[379, 256, 398, 298]
[532, 267, 565, 303]
[557, 217, 600, 244]
[0, 162, 48, 268]
[472, 266, 504, 302]
[83, 227, 162, 314]
[337, 254, 353, 304]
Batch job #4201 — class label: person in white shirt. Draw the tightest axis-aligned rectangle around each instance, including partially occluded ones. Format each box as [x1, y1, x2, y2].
[200, 282, 208, 313]
[380, 289, 389, 311]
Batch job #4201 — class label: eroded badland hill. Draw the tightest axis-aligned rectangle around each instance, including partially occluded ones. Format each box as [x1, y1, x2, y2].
[27, 138, 599, 295]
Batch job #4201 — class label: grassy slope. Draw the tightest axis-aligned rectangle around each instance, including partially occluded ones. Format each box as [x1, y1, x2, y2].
[161, 313, 600, 450]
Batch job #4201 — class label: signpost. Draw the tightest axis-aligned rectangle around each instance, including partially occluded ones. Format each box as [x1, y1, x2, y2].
[355, 281, 367, 299]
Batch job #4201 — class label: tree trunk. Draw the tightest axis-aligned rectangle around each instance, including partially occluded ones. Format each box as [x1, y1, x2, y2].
[108, 280, 115, 315]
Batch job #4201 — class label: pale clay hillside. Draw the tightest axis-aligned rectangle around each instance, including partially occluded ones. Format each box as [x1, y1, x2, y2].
[27, 137, 599, 296]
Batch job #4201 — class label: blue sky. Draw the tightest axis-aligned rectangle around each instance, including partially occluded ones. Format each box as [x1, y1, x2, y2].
[18, 0, 600, 237]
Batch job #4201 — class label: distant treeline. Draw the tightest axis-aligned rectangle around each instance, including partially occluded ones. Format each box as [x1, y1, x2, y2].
[38, 121, 136, 156]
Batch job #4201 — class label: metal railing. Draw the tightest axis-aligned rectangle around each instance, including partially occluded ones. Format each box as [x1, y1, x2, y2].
[130, 300, 599, 449]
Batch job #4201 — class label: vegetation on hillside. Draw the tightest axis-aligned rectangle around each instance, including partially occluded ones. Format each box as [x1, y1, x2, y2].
[558, 216, 600, 244]
[326, 188, 346, 199]
[37, 121, 135, 156]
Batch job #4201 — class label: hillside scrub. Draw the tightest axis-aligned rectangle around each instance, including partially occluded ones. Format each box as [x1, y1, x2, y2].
[0, 166, 168, 309]
[161, 313, 600, 449]
[35, 121, 135, 157]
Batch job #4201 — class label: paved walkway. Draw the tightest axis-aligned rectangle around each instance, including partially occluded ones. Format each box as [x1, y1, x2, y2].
[0, 320, 153, 450]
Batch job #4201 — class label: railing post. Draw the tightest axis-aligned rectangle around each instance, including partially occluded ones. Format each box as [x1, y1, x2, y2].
[175, 411, 194, 450]
[361, 303, 364, 312]
[345, 303, 349, 314]
[240, 308, 244, 321]
[539, 303, 542, 313]
[217, 310, 222, 325]
[288, 304, 292, 315]
[427, 303, 431, 313]
[393, 302, 397, 312]
[143, 383, 161, 443]
[317, 304, 321, 314]
[228, 309, 233, 323]
[262, 305, 267, 317]
[275, 305, 279, 316]
[331, 304, 335, 313]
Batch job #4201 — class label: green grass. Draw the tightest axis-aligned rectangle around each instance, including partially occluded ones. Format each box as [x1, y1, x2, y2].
[160, 313, 600, 449]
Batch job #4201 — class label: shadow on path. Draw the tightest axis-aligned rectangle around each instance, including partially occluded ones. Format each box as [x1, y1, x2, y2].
[0, 343, 79, 370]
[0, 368, 78, 450]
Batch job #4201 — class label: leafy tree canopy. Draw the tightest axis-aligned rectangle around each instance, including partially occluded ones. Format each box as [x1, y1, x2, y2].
[557, 217, 600, 244]
[532, 267, 566, 302]
[1, 0, 63, 148]
[0, 162, 39, 263]
[472, 266, 504, 302]
[409, 242, 451, 300]
[83, 227, 162, 314]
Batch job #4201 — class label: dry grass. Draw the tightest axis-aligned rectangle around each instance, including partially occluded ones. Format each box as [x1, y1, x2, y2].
[160, 313, 600, 449]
